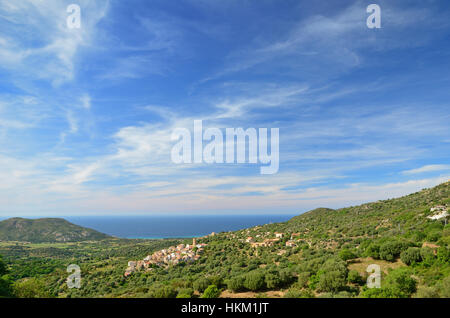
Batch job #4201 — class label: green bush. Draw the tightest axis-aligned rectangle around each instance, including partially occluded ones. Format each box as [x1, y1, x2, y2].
[265, 272, 281, 289]
[365, 243, 380, 259]
[339, 249, 357, 261]
[226, 276, 245, 292]
[347, 270, 364, 285]
[244, 271, 266, 291]
[318, 271, 347, 293]
[383, 268, 417, 297]
[176, 288, 194, 298]
[438, 276, 450, 298]
[400, 247, 422, 266]
[284, 288, 314, 298]
[414, 286, 439, 298]
[0, 255, 12, 297]
[297, 272, 310, 289]
[420, 247, 436, 266]
[193, 277, 210, 292]
[201, 285, 221, 298]
[149, 285, 177, 298]
[379, 241, 410, 261]
[13, 278, 52, 298]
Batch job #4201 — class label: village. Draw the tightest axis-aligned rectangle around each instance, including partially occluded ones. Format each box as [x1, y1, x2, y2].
[125, 204, 449, 277]
[125, 238, 207, 277]
[427, 204, 449, 221]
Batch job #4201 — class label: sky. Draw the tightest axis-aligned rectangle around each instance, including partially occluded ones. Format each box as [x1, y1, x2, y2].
[0, 0, 449, 216]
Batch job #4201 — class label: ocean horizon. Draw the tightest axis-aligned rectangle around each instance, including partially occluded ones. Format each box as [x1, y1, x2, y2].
[0, 214, 296, 239]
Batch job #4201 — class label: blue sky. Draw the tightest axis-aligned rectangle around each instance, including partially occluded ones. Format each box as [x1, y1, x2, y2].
[0, 0, 449, 216]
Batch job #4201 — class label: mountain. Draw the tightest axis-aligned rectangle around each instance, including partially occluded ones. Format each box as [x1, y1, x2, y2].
[0, 182, 449, 298]
[274, 181, 450, 244]
[0, 218, 111, 243]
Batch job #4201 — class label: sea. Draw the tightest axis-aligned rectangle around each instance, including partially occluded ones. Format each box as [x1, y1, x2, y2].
[0, 214, 295, 239]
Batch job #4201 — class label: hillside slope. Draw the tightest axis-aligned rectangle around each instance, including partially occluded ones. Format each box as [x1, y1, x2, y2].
[0, 218, 111, 243]
[273, 181, 450, 246]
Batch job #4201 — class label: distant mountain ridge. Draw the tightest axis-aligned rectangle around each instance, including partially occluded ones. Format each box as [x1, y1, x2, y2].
[0, 217, 111, 243]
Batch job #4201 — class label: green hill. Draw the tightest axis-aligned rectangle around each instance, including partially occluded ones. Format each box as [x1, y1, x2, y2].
[0, 182, 449, 298]
[274, 181, 450, 245]
[0, 218, 111, 243]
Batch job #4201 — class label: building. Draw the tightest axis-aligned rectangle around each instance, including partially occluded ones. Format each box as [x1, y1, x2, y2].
[430, 205, 447, 212]
[286, 240, 297, 247]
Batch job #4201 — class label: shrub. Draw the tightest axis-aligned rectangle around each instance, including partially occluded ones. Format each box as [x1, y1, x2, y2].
[201, 285, 221, 298]
[365, 243, 380, 259]
[297, 272, 310, 289]
[339, 249, 357, 261]
[150, 285, 177, 298]
[284, 288, 314, 298]
[226, 276, 245, 292]
[318, 271, 347, 293]
[265, 272, 282, 289]
[426, 229, 442, 242]
[436, 247, 449, 264]
[379, 241, 410, 261]
[439, 276, 450, 298]
[13, 278, 52, 298]
[420, 247, 436, 266]
[244, 271, 266, 291]
[383, 268, 417, 297]
[400, 247, 421, 266]
[176, 288, 194, 298]
[193, 277, 210, 292]
[347, 270, 364, 285]
[414, 286, 439, 298]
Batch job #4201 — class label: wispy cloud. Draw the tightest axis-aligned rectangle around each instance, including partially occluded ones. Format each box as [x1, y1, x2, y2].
[402, 165, 450, 175]
[0, 0, 449, 215]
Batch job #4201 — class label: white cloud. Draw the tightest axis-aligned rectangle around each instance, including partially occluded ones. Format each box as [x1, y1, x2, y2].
[402, 165, 450, 175]
[0, 0, 109, 85]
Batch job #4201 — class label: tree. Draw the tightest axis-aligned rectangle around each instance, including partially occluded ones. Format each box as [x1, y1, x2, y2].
[149, 285, 177, 298]
[436, 247, 450, 264]
[193, 277, 210, 292]
[176, 288, 194, 298]
[226, 276, 245, 292]
[318, 271, 347, 293]
[284, 288, 314, 298]
[365, 243, 380, 259]
[379, 241, 410, 261]
[297, 272, 310, 289]
[420, 247, 436, 266]
[0, 256, 6, 276]
[265, 272, 281, 289]
[400, 247, 421, 266]
[201, 285, 221, 298]
[347, 270, 364, 285]
[13, 278, 51, 298]
[244, 271, 266, 291]
[0, 255, 12, 298]
[383, 268, 417, 298]
[339, 249, 357, 261]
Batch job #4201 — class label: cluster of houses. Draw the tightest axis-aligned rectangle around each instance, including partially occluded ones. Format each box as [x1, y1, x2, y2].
[427, 205, 449, 221]
[124, 238, 207, 277]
